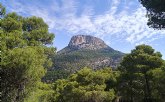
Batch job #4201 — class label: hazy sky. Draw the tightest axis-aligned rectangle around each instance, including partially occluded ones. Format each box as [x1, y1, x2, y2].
[1, 0, 165, 59]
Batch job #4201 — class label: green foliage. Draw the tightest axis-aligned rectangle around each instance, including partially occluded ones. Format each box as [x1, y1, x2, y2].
[42, 70, 70, 83]
[1, 13, 23, 32]
[149, 61, 165, 101]
[118, 44, 164, 101]
[139, 0, 165, 29]
[48, 49, 123, 82]
[22, 16, 54, 45]
[24, 82, 54, 102]
[1, 4, 55, 102]
[52, 67, 118, 102]
[1, 47, 48, 101]
[57, 48, 123, 61]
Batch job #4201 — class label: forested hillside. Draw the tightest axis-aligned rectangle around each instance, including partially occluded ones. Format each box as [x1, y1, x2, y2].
[43, 35, 124, 82]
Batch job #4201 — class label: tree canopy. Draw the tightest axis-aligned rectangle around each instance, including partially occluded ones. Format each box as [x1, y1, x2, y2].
[139, 0, 165, 29]
[0, 3, 55, 102]
[52, 67, 119, 102]
[118, 44, 164, 102]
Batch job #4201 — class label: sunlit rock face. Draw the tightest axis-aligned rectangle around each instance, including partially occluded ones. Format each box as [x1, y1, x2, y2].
[68, 35, 109, 50]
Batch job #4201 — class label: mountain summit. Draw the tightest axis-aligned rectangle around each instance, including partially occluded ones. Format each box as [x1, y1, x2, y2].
[68, 35, 109, 50]
[44, 35, 124, 82]
[58, 35, 114, 54]
[56, 35, 124, 69]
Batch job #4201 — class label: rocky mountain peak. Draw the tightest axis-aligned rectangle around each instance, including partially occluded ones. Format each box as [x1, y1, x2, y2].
[68, 35, 109, 50]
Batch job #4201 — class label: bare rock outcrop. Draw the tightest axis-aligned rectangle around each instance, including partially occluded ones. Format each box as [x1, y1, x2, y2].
[68, 35, 109, 50]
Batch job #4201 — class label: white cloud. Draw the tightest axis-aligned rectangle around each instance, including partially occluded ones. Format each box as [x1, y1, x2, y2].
[5, 0, 165, 45]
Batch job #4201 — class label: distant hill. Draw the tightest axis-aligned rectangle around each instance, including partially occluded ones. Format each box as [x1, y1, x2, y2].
[43, 35, 124, 82]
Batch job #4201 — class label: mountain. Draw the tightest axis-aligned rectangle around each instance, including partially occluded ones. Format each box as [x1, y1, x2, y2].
[43, 35, 124, 82]
[58, 35, 109, 54]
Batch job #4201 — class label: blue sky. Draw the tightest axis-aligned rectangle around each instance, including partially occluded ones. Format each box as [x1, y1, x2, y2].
[1, 0, 165, 59]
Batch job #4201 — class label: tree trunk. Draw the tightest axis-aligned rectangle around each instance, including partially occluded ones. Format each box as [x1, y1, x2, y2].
[145, 74, 152, 102]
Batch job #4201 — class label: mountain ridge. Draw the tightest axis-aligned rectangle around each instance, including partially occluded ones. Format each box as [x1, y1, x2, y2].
[58, 35, 120, 54]
[44, 35, 124, 82]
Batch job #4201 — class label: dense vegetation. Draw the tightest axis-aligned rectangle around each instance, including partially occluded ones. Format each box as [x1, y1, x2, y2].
[1, 2, 165, 102]
[52, 67, 119, 102]
[0, 3, 55, 102]
[118, 45, 165, 102]
[43, 48, 124, 82]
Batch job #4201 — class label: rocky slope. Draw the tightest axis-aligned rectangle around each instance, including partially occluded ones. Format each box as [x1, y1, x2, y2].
[43, 35, 124, 82]
[58, 35, 110, 54]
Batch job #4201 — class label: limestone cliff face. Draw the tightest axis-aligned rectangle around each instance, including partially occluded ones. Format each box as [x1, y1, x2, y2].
[68, 35, 109, 50]
[58, 35, 118, 55]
